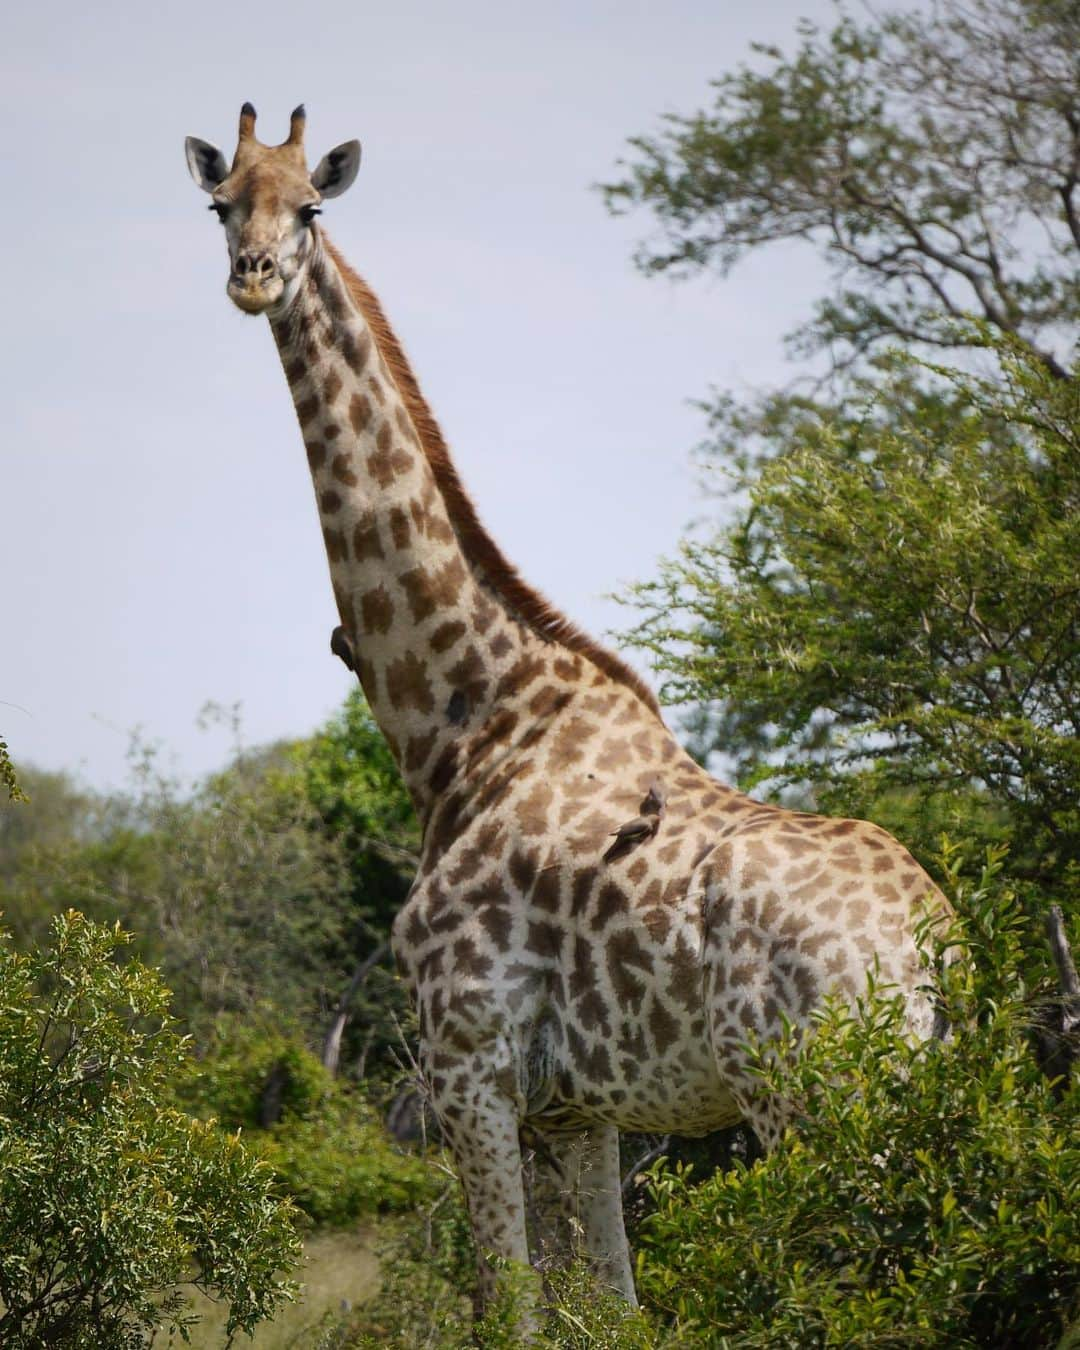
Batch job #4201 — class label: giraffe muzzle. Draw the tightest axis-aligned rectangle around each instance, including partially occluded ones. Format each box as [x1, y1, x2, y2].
[227, 250, 284, 314]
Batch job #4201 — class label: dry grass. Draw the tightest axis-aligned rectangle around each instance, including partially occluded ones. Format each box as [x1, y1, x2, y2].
[172, 1228, 379, 1349]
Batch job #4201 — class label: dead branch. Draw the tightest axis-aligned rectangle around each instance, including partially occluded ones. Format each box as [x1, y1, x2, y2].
[321, 939, 390, 1076]
[1031, 905, 1080, 1091]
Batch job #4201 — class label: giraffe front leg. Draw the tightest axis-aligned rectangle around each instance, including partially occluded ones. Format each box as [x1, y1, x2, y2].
[432, 1070, 540, 1329]
[527, 1125, 637, 1306]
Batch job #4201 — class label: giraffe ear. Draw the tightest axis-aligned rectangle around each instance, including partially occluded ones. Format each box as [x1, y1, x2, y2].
[311, 140, 362, 199]
[185, 137, 229, 192]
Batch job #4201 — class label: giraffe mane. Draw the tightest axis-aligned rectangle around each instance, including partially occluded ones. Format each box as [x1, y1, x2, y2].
[322, 235, 662, 720]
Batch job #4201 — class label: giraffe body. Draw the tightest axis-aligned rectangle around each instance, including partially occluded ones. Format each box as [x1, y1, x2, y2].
[185, 106, 951, 1320]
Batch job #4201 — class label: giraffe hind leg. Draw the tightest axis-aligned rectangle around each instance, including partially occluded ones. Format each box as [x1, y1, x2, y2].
[526, 1124, 637, 1307]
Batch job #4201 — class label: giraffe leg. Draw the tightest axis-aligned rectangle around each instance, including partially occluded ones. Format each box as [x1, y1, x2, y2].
[436, 1081, 540, 1327]
[528, 1126, 637, 1306]
[525, 1132, 580, 1277]
[577, 1125, 637, 1304]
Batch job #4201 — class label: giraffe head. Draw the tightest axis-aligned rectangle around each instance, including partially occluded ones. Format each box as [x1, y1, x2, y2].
[185, 103, 361, 316]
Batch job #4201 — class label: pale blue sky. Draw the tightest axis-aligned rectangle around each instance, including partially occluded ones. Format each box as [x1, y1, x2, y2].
[4, 0, 837, 791]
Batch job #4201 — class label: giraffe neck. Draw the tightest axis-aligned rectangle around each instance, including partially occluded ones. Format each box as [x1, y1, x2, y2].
[270, 234, 568, 822]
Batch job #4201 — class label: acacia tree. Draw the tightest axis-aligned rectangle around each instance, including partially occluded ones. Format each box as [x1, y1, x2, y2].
[604, 0, 1080, 382]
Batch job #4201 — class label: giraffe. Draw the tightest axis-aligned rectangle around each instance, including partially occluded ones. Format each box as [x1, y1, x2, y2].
[185, 104, 951, 1322]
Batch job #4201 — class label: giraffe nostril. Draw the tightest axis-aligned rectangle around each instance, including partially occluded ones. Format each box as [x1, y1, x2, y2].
[236, 255, 250, 276]
[258, 256, 275, 278]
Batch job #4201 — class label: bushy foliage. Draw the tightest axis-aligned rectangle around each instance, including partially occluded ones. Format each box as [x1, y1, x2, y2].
[173, 1011, 333, 1128]
[127, 739, 356, 1038]
[294, 689, 419, 1085]
[0, 911, 300, 1348]
[0, 698, 418, 1081]
[174, 1014, 436, 1227]
[637, 851, 1080, 1348]
[255, 1106, 435, 1227]
[337, 1175, 475, 1346]
[0, 741, 355, 1040]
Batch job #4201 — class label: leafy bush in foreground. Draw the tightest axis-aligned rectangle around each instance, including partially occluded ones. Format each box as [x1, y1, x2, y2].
[0, 911, 300, 1348]
[637, 852, 1080, 1348]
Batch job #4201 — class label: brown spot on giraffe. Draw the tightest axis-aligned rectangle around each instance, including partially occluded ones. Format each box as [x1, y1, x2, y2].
[353, 514, 384, 561]
[400, 555, 468, 623]
[389, 506, 411, 550]
[429, 745, 459, 794]
[447, 644, 489, 707]
[360, 584, 394, 635]
[349, 392, 372, 433]
[405, 728, 439, 773]
[322, 526, 347, 563]
[386, 650, 434, 713]
[341, 328, 371, 373]
[331, 452, 358, 486]
[431, 619, 467, 653]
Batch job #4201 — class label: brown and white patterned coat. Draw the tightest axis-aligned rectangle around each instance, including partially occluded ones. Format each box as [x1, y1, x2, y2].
[185, 106, 950, 1319]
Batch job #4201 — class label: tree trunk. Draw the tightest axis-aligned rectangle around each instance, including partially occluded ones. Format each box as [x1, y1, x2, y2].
[1032, 905, 1080, 1091]
[321, 940, 389, 1076]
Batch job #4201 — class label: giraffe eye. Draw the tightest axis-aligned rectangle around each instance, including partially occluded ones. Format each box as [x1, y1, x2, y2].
[299, 204, 322, 226]
[208, 202, 229, 225]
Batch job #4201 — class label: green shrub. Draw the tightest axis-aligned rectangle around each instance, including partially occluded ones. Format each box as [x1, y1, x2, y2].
[0, 911, 300, 1348]
[174, 1013, 437, 1226]
[254, 1104, 437, 1227]
[637, 851, 1080, 1347]
[173, 1011, 332, 1128]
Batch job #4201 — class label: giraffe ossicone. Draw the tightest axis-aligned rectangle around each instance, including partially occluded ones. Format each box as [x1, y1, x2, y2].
[185, 104, 953, 1326]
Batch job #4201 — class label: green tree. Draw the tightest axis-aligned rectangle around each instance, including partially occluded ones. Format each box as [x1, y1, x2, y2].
[0, 910, 300, 1348]
[0, 767, 144, 951]
[172, 1013, 437, 1228]
[603, 0, 1079, 383]
[0, 737, 360, 1046]
[130, 743, 355, 1039]
[0, 768, 108, 885]
[624, 343, 1080, 897]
